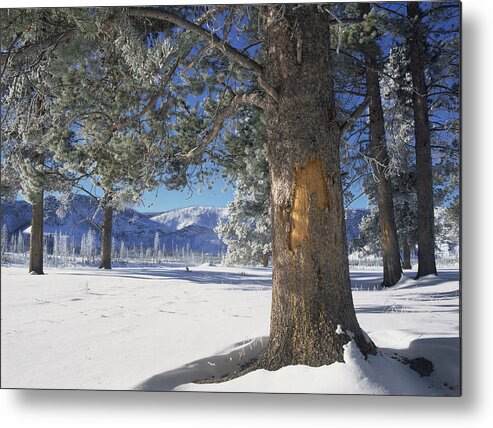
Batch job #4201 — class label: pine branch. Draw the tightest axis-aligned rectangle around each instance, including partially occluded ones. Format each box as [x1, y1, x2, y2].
[180, 92, 266, 161]
[180, 43, 211, 77]
[128, 8, 261, 74]
[127, 7, 278, 101]
[329, 18, 364, 25]
[195, 5, 228, 26]
[111, 57, 181, 131]
[0, 29, 75, 66]
[373, 4, 410, 22]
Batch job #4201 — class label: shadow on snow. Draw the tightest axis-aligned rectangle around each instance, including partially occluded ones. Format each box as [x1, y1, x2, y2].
[56, 267, 273, 290]
[134, 336, 269, 391]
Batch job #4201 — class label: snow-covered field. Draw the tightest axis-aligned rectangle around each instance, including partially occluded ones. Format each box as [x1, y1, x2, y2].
[0, 264, 460, 395]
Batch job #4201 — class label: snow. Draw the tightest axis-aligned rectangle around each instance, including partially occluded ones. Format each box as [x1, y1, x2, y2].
[150, 206, 228, 233]
[2, 198, 372, 256]
[2, 196, 228, 253]
[1, 264, 459, 395]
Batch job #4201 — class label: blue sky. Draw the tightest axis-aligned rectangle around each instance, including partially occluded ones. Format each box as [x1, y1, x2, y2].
[135, 177, 369, 213]
[137, 174, 235, 213]
[117, 2, 458, 215]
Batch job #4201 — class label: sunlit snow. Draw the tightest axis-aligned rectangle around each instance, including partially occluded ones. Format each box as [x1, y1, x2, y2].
[1, 264, 459, 395]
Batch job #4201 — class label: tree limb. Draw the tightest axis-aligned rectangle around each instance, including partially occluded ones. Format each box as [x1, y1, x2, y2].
[181, 92, 266, 161]
[111, 56, 181, 131]
[180, 43, 211, 76]
[127, 7, 278, 102]
[0, 29, 75, 66]
[195, 5, 228, 26]
[339, 97, 370, 135]
[329, 18, 364, 25]
[128, 8, 261, 75]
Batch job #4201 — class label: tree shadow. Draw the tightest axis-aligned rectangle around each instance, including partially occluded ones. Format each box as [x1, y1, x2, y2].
[350, 269, 460, 291]
[58, 267, 273, 290]
[134, 336, 269, 392]
[134, 335, 460, 395]
[380, 336, 461, 395]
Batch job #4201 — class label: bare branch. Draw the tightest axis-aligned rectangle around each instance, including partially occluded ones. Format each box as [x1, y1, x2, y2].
[339, 97, 370, 135]
[180, 43, 210, 76]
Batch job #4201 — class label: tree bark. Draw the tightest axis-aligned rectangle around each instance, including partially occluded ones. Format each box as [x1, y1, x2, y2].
[257, 5, 376, 370]
[360, 3, 402, 287]
[402, 240, 412, 270]
[407, 2, 438, 278]
[261, 253, 269, 268]
[99, 202, 113, 270]
[29, 188, 44, 274]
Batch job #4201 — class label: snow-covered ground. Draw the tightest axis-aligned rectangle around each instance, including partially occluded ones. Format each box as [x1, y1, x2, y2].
[0, 264, 460, 395]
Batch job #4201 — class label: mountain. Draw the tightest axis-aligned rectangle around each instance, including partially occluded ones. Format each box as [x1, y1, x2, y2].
[0, 199, 32, 237]
[345, 208, 370, 249]
[1, 195, 227, 254]
[1, 195, 369, 255]
[150, 206, 228, 232]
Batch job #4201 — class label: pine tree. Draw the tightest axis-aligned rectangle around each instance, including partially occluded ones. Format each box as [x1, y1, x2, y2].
[154, 232, 160, 260]
[120, 241, 126, 260]
[1, 224, 9, 261]
[406, 2, 437, 278]
[42, 9, 187, 269]
[1, 9, 89, 274]
[355, 3, 402, 286]
[216, 107, 271, 267]
[126, 4, 377, 368]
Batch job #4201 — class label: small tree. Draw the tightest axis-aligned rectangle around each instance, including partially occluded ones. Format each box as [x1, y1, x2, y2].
[1, 224, 9, 262]
[216, 107, 271, 267]
[154, 232, 160, 260]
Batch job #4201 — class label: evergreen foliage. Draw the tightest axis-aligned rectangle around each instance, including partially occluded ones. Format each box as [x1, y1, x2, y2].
[215, 107, 271, 267]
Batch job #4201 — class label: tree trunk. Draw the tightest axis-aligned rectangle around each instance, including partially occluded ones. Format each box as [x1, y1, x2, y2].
[360, 3, 402, 287]
[261, 253, 269, 268]
[99, 203, 113, 270]
[29, 188, 44, 274]
[407, 2, 437, 278]
[402, 240, 412, 270]
[258, 5, 376, 370]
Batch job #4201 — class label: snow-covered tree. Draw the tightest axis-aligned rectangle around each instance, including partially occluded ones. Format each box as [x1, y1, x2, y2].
[153, 232, 160, 259]
[119, 241, 126, 260]
[1, 224, 9, 261]
[216, 107, 271, 267]
[1, 9, 95, 274]
[122, 4, 383, 368]
[37, 9, 189, 269]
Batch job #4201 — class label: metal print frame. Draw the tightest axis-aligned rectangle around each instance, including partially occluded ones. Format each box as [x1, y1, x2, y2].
[0, 1, 461, 395]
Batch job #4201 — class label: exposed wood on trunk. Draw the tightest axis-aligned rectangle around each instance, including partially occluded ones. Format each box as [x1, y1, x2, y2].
[360, 3, 402, 287]
[28, 188, 44, 275]
[289, 157, 329, 252]
[407, 2, 438, 278]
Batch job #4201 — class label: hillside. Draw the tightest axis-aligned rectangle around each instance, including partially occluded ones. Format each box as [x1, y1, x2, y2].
[150, 206, 228, 232]
[1, 195, 227, 254]
[1, 195, 369, 255]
